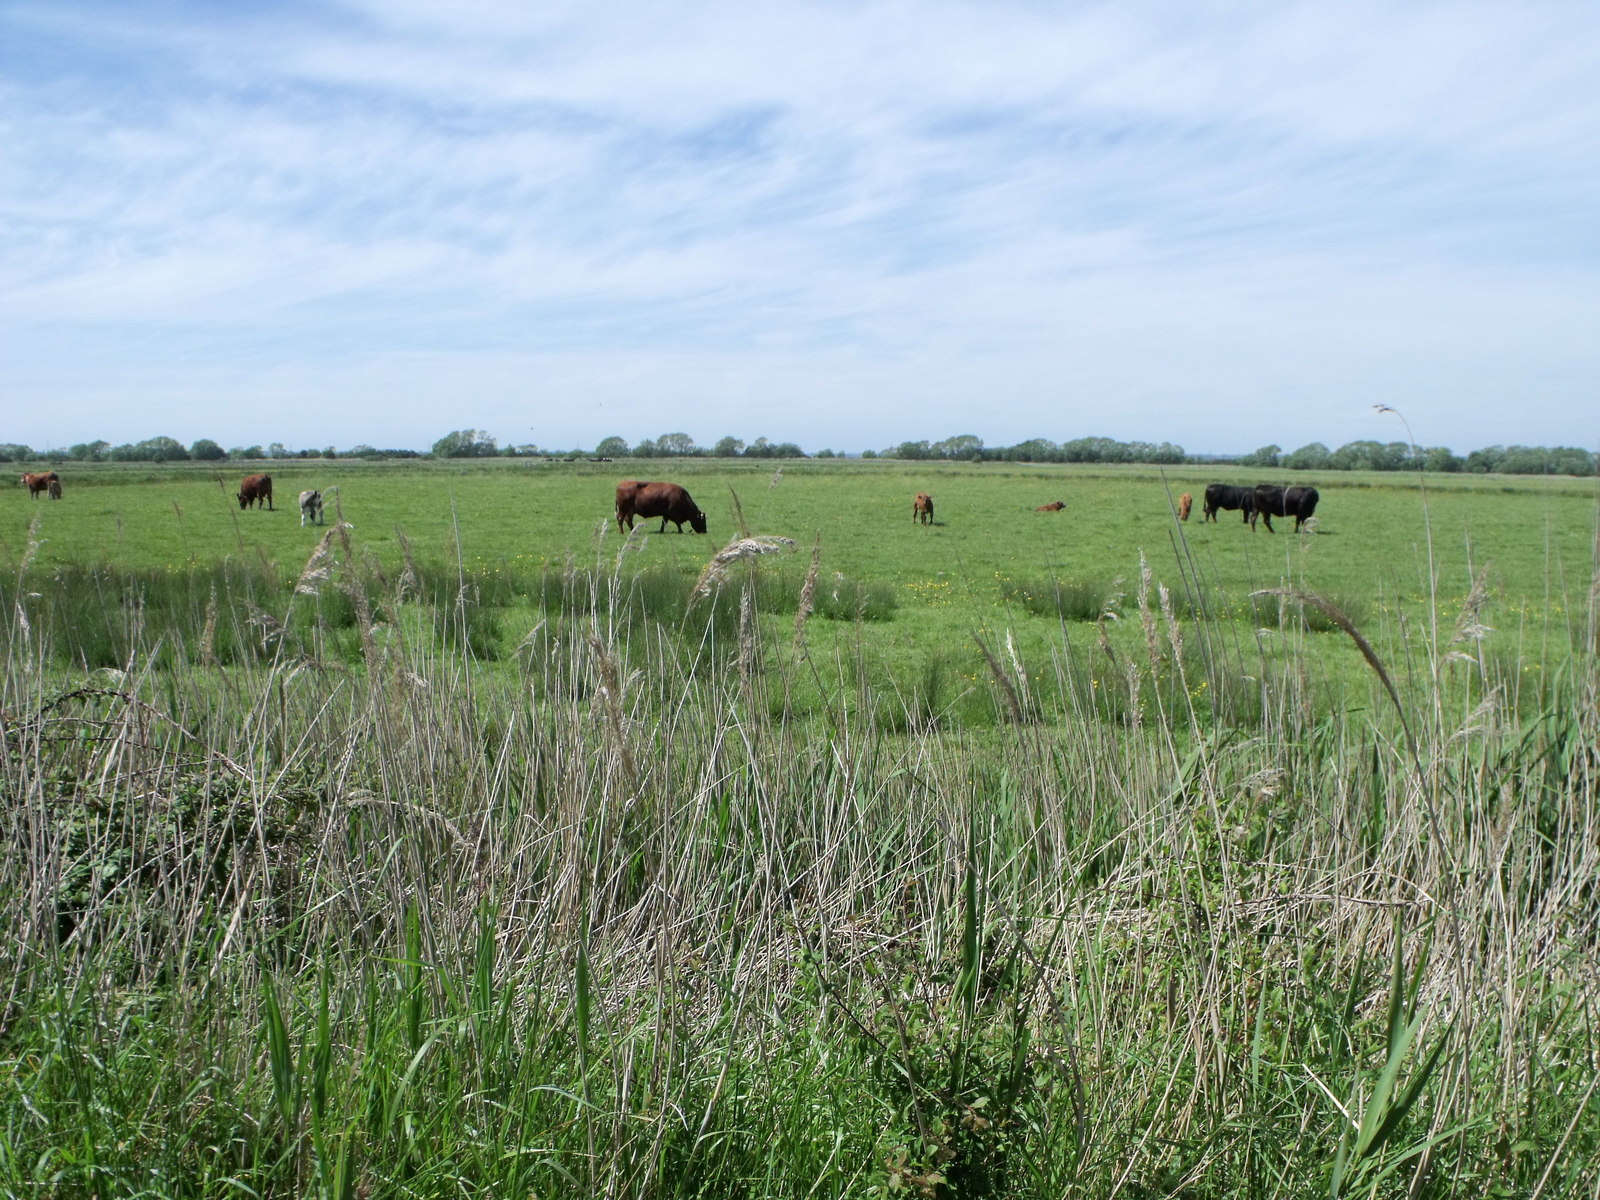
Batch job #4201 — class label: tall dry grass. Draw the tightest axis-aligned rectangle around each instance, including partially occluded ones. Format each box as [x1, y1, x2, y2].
[1, 526, 1596, 1197]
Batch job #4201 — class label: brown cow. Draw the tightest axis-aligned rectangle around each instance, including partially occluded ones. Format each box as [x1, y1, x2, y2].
[615, 480, 707, 534]
[1177, 493, 1193, 522]
[237, 473, 274, 510]
[1035, 500, 1065, 512]
[21, 471, 59, 499]
[913, 493, 934, 524]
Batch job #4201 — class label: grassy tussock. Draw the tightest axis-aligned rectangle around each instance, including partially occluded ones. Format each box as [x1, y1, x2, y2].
[1, 540, 1597, 1198]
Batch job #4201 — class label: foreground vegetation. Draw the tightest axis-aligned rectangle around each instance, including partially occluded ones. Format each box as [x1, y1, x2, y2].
[1, 462, 1597, 1197]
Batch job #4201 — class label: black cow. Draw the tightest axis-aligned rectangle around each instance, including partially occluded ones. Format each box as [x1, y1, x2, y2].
[1251, 484, 1319, 532]
[1202, 483, 1255, 523]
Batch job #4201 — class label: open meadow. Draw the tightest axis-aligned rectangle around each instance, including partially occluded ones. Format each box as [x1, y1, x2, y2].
[2, 459, 1598, 1197]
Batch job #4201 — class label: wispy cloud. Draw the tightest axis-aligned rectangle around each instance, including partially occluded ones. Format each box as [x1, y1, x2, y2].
[2, 0, 1596, 452]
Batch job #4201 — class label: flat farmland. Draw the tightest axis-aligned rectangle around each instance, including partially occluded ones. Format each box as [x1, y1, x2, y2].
[6, 458, 1594, 702]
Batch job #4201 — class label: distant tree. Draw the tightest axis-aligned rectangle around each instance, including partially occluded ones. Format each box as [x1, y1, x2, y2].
[632, 438, 659, 457]
[432, 429, 498, 458]
[935, 434, 984, 460]
[267, 442, 290, 459]
[1422, 446, 1462, 473]
[0, 443, 34, 462]
[1282, 442, 1331, 471]
[654, 432, 699, 457]
[189, 438, 226, 461]
[713, 436, 745, 457]
[1548, 447, 1597, 476]
[1241, 444, 1281, 468]
[1331, 444, 1408, 473]
[1149, 442, 1186, 464]
[860, 449, 878, 459]
[229, 445, 266, 460]
[595, 436, 630, 457]
[1005, 437, 1059, 462]
[1061, 436, 1126, 463]
[891, 440, 933, 460]
[1497, 446, 1552, 475]
[814, 448, 835, 458]
[68, 440, 109, 462]
[139, 436, 190, 461]
[1463, 446, 1504, 473]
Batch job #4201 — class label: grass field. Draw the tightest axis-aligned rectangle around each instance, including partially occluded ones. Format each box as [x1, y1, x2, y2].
[6, 458, 1595, 711]
[2, 459, 1597, 1197]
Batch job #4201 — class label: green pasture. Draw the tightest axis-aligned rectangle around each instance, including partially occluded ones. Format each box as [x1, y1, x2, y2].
[5, 458, 1595, 727]
[8, 457, 1593, 631]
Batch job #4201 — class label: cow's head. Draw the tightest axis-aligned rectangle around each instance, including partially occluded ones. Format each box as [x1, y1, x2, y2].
[691, 509, 707, 534]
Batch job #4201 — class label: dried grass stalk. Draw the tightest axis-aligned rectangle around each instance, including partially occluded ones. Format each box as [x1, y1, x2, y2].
[693, 536, 797, 598]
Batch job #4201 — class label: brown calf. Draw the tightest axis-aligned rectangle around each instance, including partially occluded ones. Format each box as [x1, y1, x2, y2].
[1177, 493, 1192, 522]
[913, 493, 934, 524]
[1035, 500, 1065, 512]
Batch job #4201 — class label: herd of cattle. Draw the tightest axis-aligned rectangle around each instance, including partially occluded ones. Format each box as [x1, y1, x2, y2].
[608, 477, 1321, 536]
[19, 471, 1320, 537]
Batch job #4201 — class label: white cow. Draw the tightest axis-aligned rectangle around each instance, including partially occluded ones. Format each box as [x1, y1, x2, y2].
[298, 489, 324, 526]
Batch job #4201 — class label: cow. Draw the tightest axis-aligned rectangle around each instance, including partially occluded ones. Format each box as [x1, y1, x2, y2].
[21, 471, 59, 499]
[615, 480, 707, 534]
[1202, 483, 1255, 524]
[913, 493, 934, 524]
[237, 474, 274, 510]
[47, 477, 62, 500]
[1177, 493, 1193, 522]
[1251, 484, 1320, 533]
[298, 489, 324, 526]
[1035, 500, 1065, 512]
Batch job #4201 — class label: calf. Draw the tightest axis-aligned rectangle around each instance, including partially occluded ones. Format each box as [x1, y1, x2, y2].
[298, 489, 324, 526]
[1035, 500, 1065, 512]
[913, 493, 934, 524]
[1177, 493, 1192, 522]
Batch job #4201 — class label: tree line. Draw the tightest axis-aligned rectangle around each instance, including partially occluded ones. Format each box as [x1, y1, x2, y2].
[2, 430, 1593, 477]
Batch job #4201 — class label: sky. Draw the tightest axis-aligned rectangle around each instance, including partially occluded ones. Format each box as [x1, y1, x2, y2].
[2, 0, 1597, 457]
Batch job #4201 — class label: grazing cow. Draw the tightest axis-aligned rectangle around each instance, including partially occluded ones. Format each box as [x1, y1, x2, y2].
[913, 493, 934, 524]
[1202, 483, 1255, 524]
[237, 473, 274, 510]
[21, 471, 59, 499]
[615, 480, 707, 534]
[1251, 484, 1320, 533]
[1035, 500, 1065, 512]
[1177, 493, 1193, 522]
[298, 489, 324, 526]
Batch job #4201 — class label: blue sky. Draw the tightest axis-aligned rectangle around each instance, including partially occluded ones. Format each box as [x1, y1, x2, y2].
[3, 0, 1597, 455]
